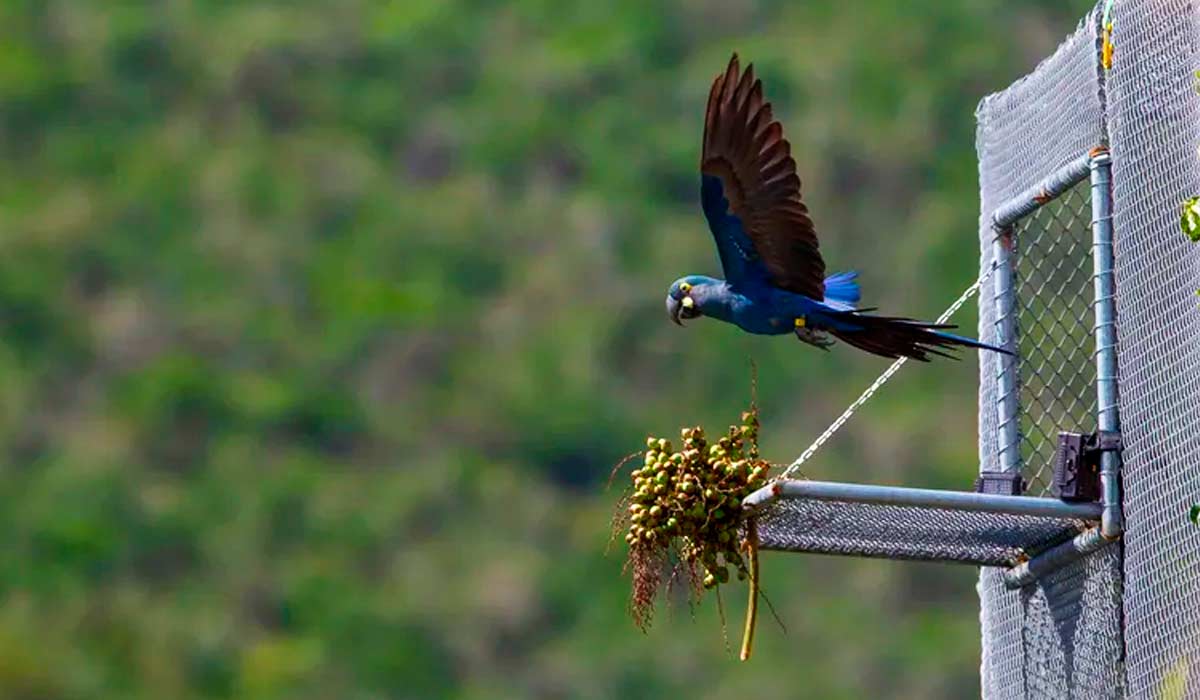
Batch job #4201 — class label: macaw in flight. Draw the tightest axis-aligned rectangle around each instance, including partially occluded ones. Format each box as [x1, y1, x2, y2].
[666, 54, 1009, 361]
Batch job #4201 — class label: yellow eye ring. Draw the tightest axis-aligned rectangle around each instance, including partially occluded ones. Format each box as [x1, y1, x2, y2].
[679, 282, 691, 294]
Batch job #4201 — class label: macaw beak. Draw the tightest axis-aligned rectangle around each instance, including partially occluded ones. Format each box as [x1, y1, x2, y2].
[666, 295, 683, 325]
[666, 295, 695, 326]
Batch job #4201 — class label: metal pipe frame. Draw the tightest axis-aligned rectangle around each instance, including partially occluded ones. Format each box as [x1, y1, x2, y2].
[743, 479, 1103, 521]
[991, 225, 1022, 475]
[989, 152, 1094, 479]
[991, 152, 1093, 229]
[993, 146, 1124, 586]
[1002, 526, 1108, 588]
[1088, 147, 1123, 539]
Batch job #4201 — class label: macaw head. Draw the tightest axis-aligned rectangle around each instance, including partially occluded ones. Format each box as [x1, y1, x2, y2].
[666, 275, 720, 326]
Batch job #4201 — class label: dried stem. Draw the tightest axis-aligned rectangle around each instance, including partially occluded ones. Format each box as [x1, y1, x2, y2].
[739, 519, 760, 661]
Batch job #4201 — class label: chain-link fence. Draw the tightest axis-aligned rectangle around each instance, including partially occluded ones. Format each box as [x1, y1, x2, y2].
[975, 6, 1126, 698]
[1013, 183, 1099, 497]
[1106, 1, 1200, 697]
[979, 1, 1200, 697]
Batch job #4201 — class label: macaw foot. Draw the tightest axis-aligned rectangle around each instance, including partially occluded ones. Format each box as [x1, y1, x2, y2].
[794, 317, 834, 351]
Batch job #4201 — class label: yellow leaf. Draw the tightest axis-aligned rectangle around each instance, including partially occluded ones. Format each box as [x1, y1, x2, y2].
[1102, 24, 1114, 70]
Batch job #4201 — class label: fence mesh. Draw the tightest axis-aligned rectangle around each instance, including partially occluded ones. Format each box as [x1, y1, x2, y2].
[975, 6, 1126, 698]
[1013, 183, 1099, 497]
[981, 1, 1200, 696]
[1106, 1, 1200, 697]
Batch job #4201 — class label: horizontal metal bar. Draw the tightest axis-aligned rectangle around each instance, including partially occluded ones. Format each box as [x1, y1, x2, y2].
[991, 151, 1093, 229]
[744, 479, 1103, 521]
[1001, 526, 1115, 588]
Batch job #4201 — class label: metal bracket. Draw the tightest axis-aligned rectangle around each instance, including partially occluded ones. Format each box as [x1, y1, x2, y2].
[975, 471, 1025, 496]
[1053, 430, 1122, 502]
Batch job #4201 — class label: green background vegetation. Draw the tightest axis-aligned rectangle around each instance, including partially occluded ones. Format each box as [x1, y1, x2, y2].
[0, 1, 1094, 698]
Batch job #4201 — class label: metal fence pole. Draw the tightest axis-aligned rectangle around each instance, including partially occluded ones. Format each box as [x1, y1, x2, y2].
[1089, 146, 1123, 539]
[990, 225, 1022, 476]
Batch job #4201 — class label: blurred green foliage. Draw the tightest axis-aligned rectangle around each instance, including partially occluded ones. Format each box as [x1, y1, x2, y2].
[1181, 196, 1200, 242]
[0, 1, 1093, 698]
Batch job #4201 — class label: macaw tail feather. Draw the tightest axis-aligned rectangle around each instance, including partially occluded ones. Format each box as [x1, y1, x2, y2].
[827, 311, 1012, 362]
[822, 271, 860, 311]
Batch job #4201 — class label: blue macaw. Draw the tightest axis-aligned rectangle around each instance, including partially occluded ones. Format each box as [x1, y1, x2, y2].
[666, 54, 1009, 361]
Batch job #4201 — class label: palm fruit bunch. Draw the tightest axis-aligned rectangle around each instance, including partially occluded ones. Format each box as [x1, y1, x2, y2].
[619, 406, 770, 630]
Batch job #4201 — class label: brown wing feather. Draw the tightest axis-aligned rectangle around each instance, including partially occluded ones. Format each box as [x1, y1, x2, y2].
[701, 54, 825, 299]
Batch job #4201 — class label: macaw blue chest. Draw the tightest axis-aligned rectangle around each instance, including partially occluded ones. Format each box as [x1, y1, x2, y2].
[736, 311, 796, 335]
[723, 289, 808, 336]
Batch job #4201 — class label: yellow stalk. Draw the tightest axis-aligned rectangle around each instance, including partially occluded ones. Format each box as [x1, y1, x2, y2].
[739, 520, 759, 661]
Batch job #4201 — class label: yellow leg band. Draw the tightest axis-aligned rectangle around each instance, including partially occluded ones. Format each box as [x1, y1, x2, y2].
[794, 316, 806, 328]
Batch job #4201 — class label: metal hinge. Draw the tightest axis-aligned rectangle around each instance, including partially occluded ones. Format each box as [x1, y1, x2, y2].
[1053, 430, 1121, 502]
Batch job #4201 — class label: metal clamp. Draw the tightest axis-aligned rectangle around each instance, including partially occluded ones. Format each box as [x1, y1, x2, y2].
[1053, 430, 1122, 502]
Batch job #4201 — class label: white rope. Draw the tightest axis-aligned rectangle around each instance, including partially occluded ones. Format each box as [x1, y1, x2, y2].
[780, 272, 992, 479]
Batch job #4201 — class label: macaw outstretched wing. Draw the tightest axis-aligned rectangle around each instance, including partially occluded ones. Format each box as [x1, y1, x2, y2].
[700, 54, 825, 299]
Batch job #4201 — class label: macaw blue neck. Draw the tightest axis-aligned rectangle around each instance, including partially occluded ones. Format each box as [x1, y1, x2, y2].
[692, 278, 741, 324]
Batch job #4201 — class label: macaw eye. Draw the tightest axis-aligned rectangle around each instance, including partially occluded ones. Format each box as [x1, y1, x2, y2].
[679, 282, 691, 294]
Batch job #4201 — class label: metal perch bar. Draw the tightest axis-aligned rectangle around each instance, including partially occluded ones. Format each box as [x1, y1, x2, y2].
[744, 479, 1102, 521]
